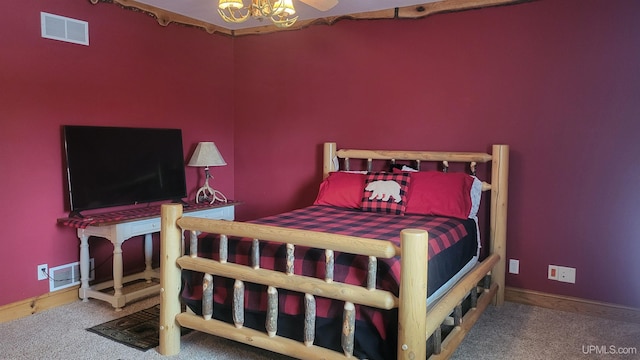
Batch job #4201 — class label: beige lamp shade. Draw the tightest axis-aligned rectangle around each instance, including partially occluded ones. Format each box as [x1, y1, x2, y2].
[188, 142, 227, 167]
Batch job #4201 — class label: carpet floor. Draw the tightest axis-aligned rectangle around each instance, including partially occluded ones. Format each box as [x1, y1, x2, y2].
[0, 296, 637, 360]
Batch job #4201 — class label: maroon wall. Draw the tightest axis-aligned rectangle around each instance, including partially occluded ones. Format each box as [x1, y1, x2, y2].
[1, 0, 638, 311]
[0, 0, 233, 306]
[234, 0, 640, 308]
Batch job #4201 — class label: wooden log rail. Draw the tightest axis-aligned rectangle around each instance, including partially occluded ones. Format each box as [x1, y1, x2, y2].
[179, 255, 398, 310]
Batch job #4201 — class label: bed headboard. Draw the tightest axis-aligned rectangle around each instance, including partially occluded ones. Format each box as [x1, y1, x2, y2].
[322, 142, 509, 305]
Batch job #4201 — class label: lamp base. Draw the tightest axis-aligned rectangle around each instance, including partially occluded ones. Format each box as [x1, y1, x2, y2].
[195, 186, 227, 204]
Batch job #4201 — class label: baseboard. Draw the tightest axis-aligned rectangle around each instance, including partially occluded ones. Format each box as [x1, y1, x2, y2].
[0, 286, 80, 324]
[505, 287, 640, 324]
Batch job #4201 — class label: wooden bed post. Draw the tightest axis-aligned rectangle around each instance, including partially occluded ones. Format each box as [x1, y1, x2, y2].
[323, 142, 337, 179]
[490, 145, 509, 306]
[397, 229, 429, 360]
[159, 204, 183, 355]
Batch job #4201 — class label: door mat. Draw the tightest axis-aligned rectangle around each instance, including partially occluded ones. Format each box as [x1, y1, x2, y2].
[86, 304, 189, 351]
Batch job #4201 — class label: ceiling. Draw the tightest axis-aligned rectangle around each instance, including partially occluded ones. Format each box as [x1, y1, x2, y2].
[91, 0, 525, 36]
[136, 0, 440, 30]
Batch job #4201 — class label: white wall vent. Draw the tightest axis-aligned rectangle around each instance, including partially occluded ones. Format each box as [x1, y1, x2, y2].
[48, 259, 95, 292]
[41, 12, 89, 46]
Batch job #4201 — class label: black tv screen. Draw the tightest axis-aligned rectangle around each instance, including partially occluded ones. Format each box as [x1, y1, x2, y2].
[63, 125, 187, 214]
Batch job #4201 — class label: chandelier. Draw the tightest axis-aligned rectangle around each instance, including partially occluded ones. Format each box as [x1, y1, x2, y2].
[218, 0, 298, 28]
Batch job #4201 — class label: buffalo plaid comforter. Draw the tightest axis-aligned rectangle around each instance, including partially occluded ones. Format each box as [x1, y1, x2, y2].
[181, 205, 477, 359]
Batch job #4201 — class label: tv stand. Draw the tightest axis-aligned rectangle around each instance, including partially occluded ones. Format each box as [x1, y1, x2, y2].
[58, 201, 237, 311]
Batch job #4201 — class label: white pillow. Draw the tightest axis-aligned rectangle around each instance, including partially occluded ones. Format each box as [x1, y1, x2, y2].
[468, 176, 483, 218]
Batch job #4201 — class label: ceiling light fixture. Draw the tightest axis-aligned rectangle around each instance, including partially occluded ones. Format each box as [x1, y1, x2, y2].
[218, 0, 298, 28]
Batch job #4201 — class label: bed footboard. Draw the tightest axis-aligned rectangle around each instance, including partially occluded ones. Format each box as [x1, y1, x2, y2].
[160, 204, 433, 359]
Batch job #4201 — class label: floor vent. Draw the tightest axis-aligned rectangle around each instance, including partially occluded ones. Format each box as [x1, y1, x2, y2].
[41, 12, 89, 46]
[49, 259, 94, 292]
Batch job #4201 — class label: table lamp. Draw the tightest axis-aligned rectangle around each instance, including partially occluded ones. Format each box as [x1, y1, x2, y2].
[188, 142, 227, 204]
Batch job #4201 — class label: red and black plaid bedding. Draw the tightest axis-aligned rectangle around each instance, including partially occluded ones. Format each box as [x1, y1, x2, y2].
[181, 205, 476, 356]
[250, 205, 470, 260]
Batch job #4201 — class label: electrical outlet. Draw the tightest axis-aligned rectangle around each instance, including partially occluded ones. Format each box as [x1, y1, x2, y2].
[548, 264, 575, 283]
[509, 259, 520, 274]
[557, 266, 576, 283]
[37, 264, 48, 281]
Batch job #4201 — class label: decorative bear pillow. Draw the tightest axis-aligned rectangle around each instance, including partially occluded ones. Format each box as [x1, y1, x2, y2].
[361, 172, 411, 215]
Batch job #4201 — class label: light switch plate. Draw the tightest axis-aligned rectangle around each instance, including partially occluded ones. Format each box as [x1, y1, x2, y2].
[509, 259, 519, 274]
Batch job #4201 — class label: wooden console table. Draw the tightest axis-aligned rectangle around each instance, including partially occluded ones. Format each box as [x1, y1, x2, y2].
[58, 201, 237, 311]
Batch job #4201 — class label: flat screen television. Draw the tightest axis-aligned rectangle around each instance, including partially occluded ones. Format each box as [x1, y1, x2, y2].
[62, 125, 187, 215]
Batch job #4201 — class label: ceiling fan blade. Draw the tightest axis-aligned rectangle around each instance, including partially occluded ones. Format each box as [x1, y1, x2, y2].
[299, 0, 339, 12]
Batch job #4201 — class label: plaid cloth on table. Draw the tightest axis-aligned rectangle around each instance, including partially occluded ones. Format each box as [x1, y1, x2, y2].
[182, 205, 473, 343]
[58, 201, 237, 229]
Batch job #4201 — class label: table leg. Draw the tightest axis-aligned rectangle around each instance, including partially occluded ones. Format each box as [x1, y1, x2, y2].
[79, 232, 90, 302]
[113, 242, 123, 311]
[144, 233, 153, 282]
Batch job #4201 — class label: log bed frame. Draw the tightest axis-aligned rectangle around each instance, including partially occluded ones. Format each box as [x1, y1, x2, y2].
[159, 142, 509, 359]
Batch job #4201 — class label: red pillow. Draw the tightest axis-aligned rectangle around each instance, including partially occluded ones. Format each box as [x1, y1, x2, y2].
[361, 172, 411, 215]
[313, 172, 366, 209]
[404, 171, 474, 219]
